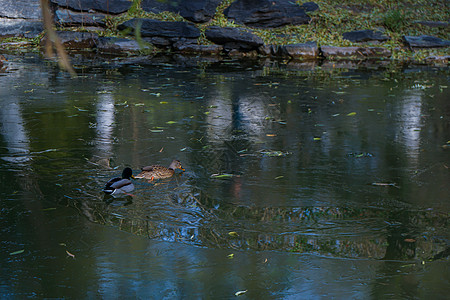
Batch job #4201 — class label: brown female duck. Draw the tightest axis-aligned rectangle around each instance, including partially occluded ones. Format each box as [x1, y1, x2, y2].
[135, 160, 185, 181]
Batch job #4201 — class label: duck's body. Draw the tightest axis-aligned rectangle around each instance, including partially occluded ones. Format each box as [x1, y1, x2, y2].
[135, 160, 184, 180]
[103, 167, 135, 195]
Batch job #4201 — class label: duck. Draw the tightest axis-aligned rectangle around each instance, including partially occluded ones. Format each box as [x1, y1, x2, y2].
[103, 167, 135, 195]
[135, 160, 185, 181]
[0, 55, 7, 71]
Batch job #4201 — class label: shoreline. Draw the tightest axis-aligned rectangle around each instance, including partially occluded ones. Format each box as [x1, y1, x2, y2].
[0, 0, 448, 66]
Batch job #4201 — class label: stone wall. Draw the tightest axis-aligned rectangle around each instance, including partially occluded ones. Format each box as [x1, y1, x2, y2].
[1, 0, 449, 61]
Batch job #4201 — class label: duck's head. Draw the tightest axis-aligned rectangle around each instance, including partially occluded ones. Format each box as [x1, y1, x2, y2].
[122, 167, 135, 179]
[169, 160, 185, 172]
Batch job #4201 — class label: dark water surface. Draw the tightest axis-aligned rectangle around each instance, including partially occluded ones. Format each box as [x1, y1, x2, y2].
[1, 54, 449, 298]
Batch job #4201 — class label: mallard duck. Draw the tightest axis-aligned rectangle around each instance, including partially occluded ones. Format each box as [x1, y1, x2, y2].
[103, 167, 135, 195]
[0, 55, 7, 72]
[135, 160, 185, 181]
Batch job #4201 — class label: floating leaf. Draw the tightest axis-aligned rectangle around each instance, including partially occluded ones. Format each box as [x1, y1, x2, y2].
[211, 173, 235, 179]
[372, 182, 398, 188]
[332, 113, 340, 117]
[74, 106, 88, 112]
[150, 129, 164, 133]
[235, 290, 247, 296]
[266, 134, 276, 137]
[10, 249, 24, 255]
[159, 101, 168, 104]
[275, 176, 284, 180]
[227, 253, 234, 259]
[228, 231, 239, 237]
[347, 112, 357, 116]
[66, 250, 75, 259]
[42, 207, 56, 211]
[313, 137, 321, 141]
[166, 121, 177, 124]
[180, 147, 187, 152]
[347, 152, 373, 158]
[134, 103, 145, 106]
[404, 238, 416, 243]
[260, 150, 291, 157]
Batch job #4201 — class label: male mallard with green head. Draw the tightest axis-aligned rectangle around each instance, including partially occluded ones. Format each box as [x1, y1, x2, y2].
[103, 167, 135, 195]
[135, 160, 185, 181]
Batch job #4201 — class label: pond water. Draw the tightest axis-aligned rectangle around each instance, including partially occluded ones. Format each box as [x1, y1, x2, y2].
[0, 54, 449, 298]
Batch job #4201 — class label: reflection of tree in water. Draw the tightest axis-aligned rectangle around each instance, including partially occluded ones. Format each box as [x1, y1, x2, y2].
[83, 182, 449, 261]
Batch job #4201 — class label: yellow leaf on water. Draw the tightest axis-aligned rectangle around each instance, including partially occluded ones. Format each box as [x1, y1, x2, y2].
[228, 232, 239, 237]
[313, 137, 321, 141]
[10, 249, 24, 255]
[227, 253, 234, 259]
[347, 112, 357, 116]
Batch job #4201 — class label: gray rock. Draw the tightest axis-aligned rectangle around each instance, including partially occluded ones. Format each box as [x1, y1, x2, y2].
[144, 37, 172, 47]
[403, 35, 450, 48]
[280, 42, 318, 59]
[96, 37, 151, 54]
[141, 0, 221, 23]
[321, 46, 391, 58]
[0, 0, 41, 19]
[0, 0, 42, 38]
[55, 9, 106, 26]
[173, 42, 223, 55]
[50, 0, 132, 14]
[414, 21, 449, 28]
[51, 31, 99, 49]
[205, 26, 264, 51]
[119, 18, 200, 39]
[224, 0, 313, 28]
[258, 44, 278, 56]
[0, 19, 43, 38]
[343, 30, 390, 43]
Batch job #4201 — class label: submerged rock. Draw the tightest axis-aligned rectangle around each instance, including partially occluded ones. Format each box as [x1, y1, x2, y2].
[141, 0, 221, 23]
[50, 0, 132, 14]
[224, 0, 315, 28]
[205, 26, 264, 51]
[343, 30, 390, 43]
[321, 46, 391, 59]
[403, 35, 450, 48]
